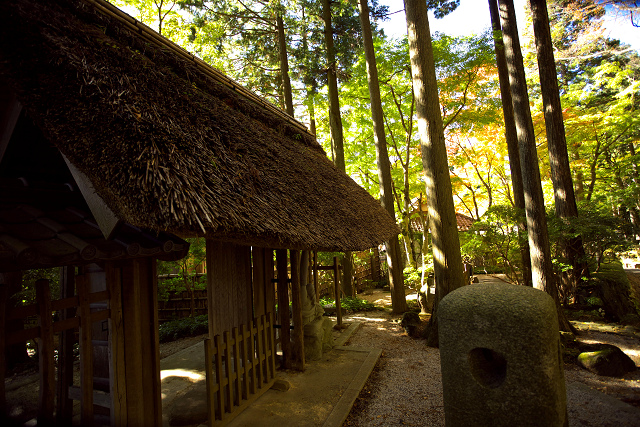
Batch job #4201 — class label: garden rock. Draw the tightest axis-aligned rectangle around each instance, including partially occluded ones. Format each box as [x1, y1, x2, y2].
[577, 344, 637, 377]
[400, 311, 422, 337]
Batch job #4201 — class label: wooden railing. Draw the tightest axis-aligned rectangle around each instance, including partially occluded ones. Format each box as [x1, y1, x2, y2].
[204, 313, 276, 425]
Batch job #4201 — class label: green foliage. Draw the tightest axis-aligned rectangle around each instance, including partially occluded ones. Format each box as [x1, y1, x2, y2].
[159, 314, 208, 343]
[319, 296, 376, 312]
[157, 238, 206, 301]
[547, 204, 635, 272]
[426, 0, 460, 18]
[14, 268, 61, 306]
[592, 260, 632, 290]
[565, 308, 605, 321]
[403, 265, 431, 290]
[403, 266, 421, 290]
[586, 296, 603, 306]
[460, 204, 527, 284]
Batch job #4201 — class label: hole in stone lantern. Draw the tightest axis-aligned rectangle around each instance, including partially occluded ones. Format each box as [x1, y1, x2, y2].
[468, 347, 507, 388]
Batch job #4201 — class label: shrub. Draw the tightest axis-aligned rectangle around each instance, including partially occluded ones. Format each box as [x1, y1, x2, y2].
[320, 296, 376, 312]
[159, 314, 208, 343]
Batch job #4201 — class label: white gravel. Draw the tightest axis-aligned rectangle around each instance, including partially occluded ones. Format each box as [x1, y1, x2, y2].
[341, 310, 640, 427]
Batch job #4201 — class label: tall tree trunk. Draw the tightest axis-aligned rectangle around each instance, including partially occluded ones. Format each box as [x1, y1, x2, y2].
[498, 0, 574, 332]
[488, 0, 532, 287]
[358, 0, 407, 313]
[276, 12, 294, 117]
[301, 6, 316, 136]
[322, 0, 345, 172]
[307, 89, 317, 136]
[405, 0, 466, 346]
[530, 0, 589, 301]
[573, 150, 584, 201]
[322, 0, 352, 296]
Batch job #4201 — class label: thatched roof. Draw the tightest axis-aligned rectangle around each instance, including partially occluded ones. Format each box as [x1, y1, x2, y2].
[0, 0, 399, 252]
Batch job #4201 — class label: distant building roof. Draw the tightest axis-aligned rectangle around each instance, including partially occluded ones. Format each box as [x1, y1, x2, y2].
[409, 209, 475, 233]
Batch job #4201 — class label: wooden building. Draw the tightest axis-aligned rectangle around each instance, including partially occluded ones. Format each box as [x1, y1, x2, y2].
[0, 0, 400, 425]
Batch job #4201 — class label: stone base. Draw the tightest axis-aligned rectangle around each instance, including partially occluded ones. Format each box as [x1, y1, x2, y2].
[304, 317, 334, 361]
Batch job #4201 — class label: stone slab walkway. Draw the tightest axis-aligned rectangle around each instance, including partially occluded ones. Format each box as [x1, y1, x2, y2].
[159, 321, 379, 427]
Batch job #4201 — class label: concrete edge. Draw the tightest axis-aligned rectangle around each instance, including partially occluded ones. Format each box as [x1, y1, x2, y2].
[321, 347, 382, 427]
[333, 321, 362, 347]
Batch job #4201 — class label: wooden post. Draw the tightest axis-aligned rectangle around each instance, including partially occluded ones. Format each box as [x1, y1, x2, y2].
[121, 260, 144, 426]
[223, 330, 232, 414]
[231, 327, 241, 407]
[56, 266, 75, 425]
[76, 275, 94, 424]
[106, 262, 127, 427]
[267, 311, 276, 379]
[253, 247, 266, 318]
[254, 319, 264, 388]
[313, 251, 319, 303]
[333, 257, 342, 327]
[290, 250, 305, 371]
[264, 249, 275, 318]
[0, 283, 7, 415]
[239, 324, 249, 400]
[275, 249, 291, 369]
[35, 279, 55, 424]
[206, 240, 253, 338]
[242, 246, 253, 327]
[138, 258, 162, 425]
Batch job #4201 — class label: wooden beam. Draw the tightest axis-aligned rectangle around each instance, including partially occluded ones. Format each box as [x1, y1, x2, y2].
[290, 250, 305, 371]
[106, 262, 127, 427]
[275, 249, 291, 369]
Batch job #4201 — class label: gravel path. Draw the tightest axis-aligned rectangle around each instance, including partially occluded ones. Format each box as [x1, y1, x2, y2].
[340, 308, 640, 427]
[342, 311, 444, 426]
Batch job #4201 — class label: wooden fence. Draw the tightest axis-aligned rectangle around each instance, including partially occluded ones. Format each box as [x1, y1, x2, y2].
[204, 313, 276, 425]
[315, 251, 386, 297]
[353, 251, 384, 291]
[0, 276, 109, 425]
[158, 289, 208, 321]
